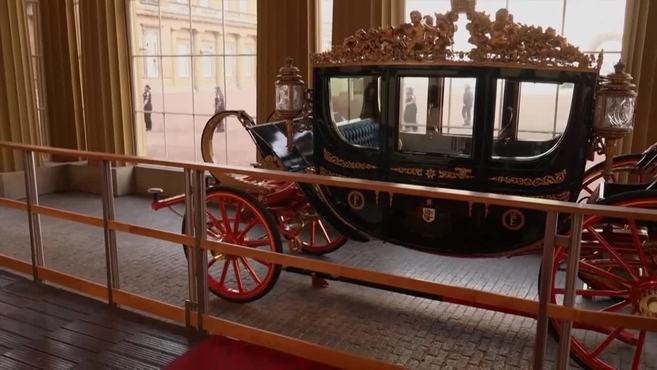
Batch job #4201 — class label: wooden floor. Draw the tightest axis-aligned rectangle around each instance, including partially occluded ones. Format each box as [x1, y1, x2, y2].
[0, 269, 202, 369]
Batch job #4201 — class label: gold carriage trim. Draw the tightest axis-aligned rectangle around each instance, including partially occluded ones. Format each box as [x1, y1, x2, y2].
[392, 167, 474, 180]
[489, 169, 567, 187]
[530, 190, 571, 201]
[311, 9, 599, 70]
[323, 149, 376, 170]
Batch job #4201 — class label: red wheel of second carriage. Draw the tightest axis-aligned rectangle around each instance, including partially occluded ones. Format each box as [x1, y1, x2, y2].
[548, 193, 657, 370]
[277, 203, 348, 255]
[204, 187, 282, 303]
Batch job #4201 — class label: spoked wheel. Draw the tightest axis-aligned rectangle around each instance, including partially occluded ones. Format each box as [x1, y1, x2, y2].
[183, 186, 282, 303]
[579, 154, 643, 202]
[279, 204, 348, 255]
[548, 193, 657, 369]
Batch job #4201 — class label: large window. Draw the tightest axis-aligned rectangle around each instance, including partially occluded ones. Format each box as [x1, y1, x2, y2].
[128, 0, 257, 165]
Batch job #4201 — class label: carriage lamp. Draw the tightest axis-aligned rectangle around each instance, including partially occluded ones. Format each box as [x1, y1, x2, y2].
[593, 61, 637, 181]
[275, 58, 305, 151]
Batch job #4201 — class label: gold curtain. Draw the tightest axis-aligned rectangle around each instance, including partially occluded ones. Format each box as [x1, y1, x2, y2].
[256, 0, 314, 123]
[622, 0, 657, 153]
[78, 0, 135, 156]
[0, 0, 38, 172]
[332, 0, 405, 47]
[40, 0, 85, 160]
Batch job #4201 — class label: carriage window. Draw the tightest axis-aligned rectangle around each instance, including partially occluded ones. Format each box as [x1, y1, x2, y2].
[493, 80, 573, 158]
[328, 76, 381, 149]
[398, 76, 475, 156]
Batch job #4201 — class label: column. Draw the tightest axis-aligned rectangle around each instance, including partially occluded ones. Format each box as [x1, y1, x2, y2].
[0, 0, 39, 172]
[78, 0, 135, 156]
[256, 0, 312, 123]
[622, 0, 657, 152]
[332, 0, 405, 47]
[40, 0, 85, 159]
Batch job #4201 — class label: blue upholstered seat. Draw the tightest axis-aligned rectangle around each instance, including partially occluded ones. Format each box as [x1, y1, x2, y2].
[337, 119, 380, 148]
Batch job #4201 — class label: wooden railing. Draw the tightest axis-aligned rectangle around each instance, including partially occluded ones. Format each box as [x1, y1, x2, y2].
[1, 140, 657, 370]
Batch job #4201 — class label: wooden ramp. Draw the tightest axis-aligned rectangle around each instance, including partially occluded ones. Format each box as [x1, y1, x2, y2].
[0, 270, 202, 369]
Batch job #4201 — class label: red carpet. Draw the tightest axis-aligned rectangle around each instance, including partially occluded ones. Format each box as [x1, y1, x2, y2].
[165, 335, 340, 370]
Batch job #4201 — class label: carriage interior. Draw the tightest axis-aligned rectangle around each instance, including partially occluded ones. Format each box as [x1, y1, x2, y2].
[327, 73, 574, 160]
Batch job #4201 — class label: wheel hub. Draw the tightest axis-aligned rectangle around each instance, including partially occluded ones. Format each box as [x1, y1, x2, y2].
[638, 289, 657, 317]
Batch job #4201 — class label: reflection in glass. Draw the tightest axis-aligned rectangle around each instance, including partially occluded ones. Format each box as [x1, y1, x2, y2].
[606, 96, 635, 129]
[398, 76, 475, 156]
[328, 76, 381, 149]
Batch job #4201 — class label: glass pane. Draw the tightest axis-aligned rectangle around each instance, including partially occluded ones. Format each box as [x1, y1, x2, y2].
[493, 80, 572, 158]
[563, 0, 625, 52]
[517, 82, 558, 141]
[225, 56, 256, 116]
[162, 57, 194, 114]
[477, 0, 509, 16]
[206, 115, 229, 165]
[143, 112, 166, 158]
[195, 114, 213, 162]
[224, 115, 256, 166]
[555, 83, 574, 134]
[328, 76, 381, 149]
[600, 52, 622, 75]
[507, 0, 564, 32]
[165, 114, 195, 161]
[134, 57, 164, 113]
[318, 0, 333, 52]
[405, 0, 450, 17]
[193, 70, 226, 116]
[399, 76, 475, 156]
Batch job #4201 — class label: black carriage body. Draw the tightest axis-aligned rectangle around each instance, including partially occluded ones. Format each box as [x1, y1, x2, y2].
[303, 63, 598, 256]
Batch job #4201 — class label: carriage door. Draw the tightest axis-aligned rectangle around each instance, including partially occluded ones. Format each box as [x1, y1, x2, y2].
[384, 72, 485, 248]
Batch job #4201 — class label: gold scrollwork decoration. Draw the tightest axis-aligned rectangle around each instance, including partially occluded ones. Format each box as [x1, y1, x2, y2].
[438, 167, 474, 180]
[323, 149, 376, 170]
[311, 9, 598, 70]
[489, 169, 567, 187]
[530, 191, 571, 201]
[392, 166, 474, 180]
[391, 167, 424, 176]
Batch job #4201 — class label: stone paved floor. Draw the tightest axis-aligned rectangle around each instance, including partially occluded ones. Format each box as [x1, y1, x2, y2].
[1, 192, 656, 370]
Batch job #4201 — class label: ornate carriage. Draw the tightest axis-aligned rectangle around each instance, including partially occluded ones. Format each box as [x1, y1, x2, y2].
[153, 8, 656, 369]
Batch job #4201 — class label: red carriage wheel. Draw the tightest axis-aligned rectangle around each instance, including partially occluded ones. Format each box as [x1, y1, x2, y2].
[579, 154, 643, 202]
[278, 204, 347, 255]
[299, 213, 347, 255]
[184, 187, 282, 303]
[547, 193, 657, 369]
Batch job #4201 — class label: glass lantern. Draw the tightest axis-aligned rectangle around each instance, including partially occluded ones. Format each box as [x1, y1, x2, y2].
[594, 61, 637, 140]
[275, 58, 305, 120]
[593, 61, 637, 180]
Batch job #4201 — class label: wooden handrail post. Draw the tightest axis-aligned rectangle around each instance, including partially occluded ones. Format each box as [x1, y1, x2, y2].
[556, 213, 584, 370]
[192, 169, 209, 332]
[22, 150, 45, 282]
[533, 211, 558, 369]
[183, 168, 198, 328]
[100, 160, 120, 305]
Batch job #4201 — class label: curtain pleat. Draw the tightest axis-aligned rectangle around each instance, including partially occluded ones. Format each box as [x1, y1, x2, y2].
[40, 0, 85, 160]
[256, 0, 311, 123]
[621, 0, 657, 153]
[79, 0, 135, 158]
[0, 0, 38, 172]
[332, 0, 405, 47]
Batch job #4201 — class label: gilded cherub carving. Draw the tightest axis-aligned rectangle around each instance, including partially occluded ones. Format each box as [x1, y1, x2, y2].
[310, 8, 596, 69]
